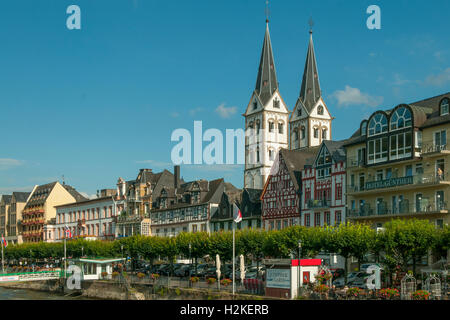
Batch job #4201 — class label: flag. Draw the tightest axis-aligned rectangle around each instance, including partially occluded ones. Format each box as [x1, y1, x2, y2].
[64, 225, 72, 238]
[1, 234, 7, 248]
[233, 203, 242, 223]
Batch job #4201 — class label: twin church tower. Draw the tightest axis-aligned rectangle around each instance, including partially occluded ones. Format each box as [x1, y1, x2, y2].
[244, 20, 333, 189]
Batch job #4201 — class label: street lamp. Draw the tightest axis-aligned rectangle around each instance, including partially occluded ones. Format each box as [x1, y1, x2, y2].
[81, 246, 84, 258]
[121, 245, 124, 258]
[188, 243, 192, 278]
[298, 240, 302, 298]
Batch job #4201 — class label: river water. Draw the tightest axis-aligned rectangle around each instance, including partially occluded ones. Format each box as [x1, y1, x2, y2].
[0, 286, 93, 300]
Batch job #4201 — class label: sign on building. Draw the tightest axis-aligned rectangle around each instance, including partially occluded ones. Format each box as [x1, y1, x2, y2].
[266, 268, 291, 289]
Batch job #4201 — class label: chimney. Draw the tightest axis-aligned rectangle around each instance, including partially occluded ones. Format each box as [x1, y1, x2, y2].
[174, 165, 180, 189]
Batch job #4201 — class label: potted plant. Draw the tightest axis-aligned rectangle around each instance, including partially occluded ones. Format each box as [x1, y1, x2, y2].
[112, 271, 119, 279]
[101, 271, 108, 279]
[190, 276, 199, 284]
[346, 287, 362, 299]
[137, 272, 145, 280]
[314, 284, 330, 299]
[220, 279, 232, 287]
[412, 290, 430, 300]
[206, 277, 216, 285]
[378, 288, 400, 300]
[151, 273, 160, 281]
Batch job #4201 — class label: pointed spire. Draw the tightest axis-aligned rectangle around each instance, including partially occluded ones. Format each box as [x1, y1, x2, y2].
[299, 27, 321, 112]
[254, 21, 278, 106]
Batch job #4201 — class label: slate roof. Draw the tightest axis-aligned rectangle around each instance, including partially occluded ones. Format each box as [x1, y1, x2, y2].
[322, 140, 347, 163]
[279, 147, 319, 190]
[0, 195, 12, 205]
[25, 182, 87, 208]
[299, 32, 322, 113]
[12, 192, 31, 203]
[244, 188, 262, 203]
[254, 23, 278, 106]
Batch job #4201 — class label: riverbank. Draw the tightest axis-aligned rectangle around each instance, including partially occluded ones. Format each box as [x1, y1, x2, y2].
[0, 280, 277, 300]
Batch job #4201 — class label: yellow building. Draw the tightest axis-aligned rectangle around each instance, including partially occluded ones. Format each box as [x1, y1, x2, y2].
[344, 93, 450, 228]
[6, 192, 32, 244]
[22, 182, 87, 243]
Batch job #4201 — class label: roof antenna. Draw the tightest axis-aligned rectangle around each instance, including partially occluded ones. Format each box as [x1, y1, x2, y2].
[265, 0, 270, 23]
[308, 16, 314, 34]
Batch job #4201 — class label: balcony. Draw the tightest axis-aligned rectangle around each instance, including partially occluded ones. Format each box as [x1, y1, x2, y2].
[306, 199, 331, 209]
[347, 172, 450, 195]
[346, 156, 366, 169]
[348, 200, 448, 220]
[420, 143, 450, 157]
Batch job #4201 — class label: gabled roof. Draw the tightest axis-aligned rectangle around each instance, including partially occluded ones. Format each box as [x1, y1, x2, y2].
[12, 192, 31, 203]
[62, 184, 88, 202]
[25, 182, 87, 208]
[299, 31, 321, 113]
[0, 195, 12, 205]
[244, 188, 262, 203]
[254, 22, 279, 106]
[322, 140, 347, 163]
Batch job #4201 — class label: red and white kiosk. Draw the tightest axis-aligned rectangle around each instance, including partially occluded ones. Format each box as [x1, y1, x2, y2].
[264, 258, 322, 299]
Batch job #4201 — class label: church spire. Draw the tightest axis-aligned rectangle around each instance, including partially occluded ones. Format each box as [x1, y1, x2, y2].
[299, 24, 321, 112]
[254, 21, 278, 106]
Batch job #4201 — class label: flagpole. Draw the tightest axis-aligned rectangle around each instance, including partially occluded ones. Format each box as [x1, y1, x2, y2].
[232, 220, 235, 297]
[64, 232, 67, 279]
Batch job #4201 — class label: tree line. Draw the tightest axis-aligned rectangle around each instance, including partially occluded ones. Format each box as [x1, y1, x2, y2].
[4, 219, 449, 277]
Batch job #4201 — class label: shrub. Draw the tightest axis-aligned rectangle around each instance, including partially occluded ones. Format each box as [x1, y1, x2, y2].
[206, 277, 216, 285]
[379, 288, 400, 300]
[190, 276, 199, 283]
[346, 287, 362, 298]
[122, 271, 128, 278]
[101, 271, 108, 279]
[220, 279, 232, 286]
[314, 284, 330, 294]
[151, 273, 160, 280]
[412, 290, 430, 300]
[112, 271, 119, 278]
[137, 272, 145, 279]
[316, 272, 332, 284]
[175, 288, 181, 296]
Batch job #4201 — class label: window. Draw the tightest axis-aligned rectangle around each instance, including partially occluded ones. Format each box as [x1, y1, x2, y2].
[313, 128, 319, 139]
[192, 225, 197, 233]
[276, 220, 281, 230]
[361, 121, 367, 136]
[268, 149, 274, 160]
[273, 99, 280, 108]
[322, 128, 328, 140]
[278, 122, 284, 134]
[317, 105, 324, 115]
[297, 108, 302, 116]
[314, 213, 321, 226]
[436, 219, 444, 229]
[336, 183, 342, 201]
[368, 113, 388, 136]
[405, 165, 413, 177]
[294, 130, 298, 141]
[269, 221, 274, 230]
[304, 214, 310, 227]
[390, 132, 412, 160]
[253, 101, 257, 110]
[301, 127, 306, 139]
[434, 130, 447, 148]
[269, 121, 274, 133]
[440, 98, 449, 116]
[415, 163, 423, 175]
[386, 168, 392, 179]
[390, 107, 412, 130]
[376, 170, 383, 181]
[368, 137, 388, 164]
[256, 147, 260, 163]
[335, 211, 342, 226]
[325, 212, 330, 225]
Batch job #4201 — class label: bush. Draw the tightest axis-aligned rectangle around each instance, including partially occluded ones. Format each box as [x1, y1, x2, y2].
[206, 277, 216, 285]
[190, 276, 199, 283]
[112, 271, 119, 278]
[314, 284, 330, 294]
[137, 272, 145, 278]
[220, 279, 232, 286]
[346, 287, 362, 298]
[316, 272, 332, 284]
[151, 273, 160, 280]
[412, 290, 430, 300]
[378, 288, 399, 300]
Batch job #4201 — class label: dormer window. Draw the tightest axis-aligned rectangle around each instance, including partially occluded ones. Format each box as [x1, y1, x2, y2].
[263, 80, 268, 87]
[317, 105, 324, 115]
[273, 99, 280, 108]
[441, 98, 449, 116]
[253, 101, 257, 110]
[297, 108, 302, 116]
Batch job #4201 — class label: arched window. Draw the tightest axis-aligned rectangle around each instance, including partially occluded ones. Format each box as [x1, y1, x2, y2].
[301, 126, 306, 139]
[268, 149, 274, 160]
[317, 105, 324, 115]
[273, 98, 280, 109]
[440, 98, 449, 116]
[368, 113, 388, 136]
[297, 108, 302, 117]
[313, 127, 319, 139]
[256, 147, 260, 163]
[253, 101, 257, 110]
[322, 128, 328, 140]
[278, 122, 284, 134]
[255, 120, 260, 133]
[268, 121, 274, 132]
[294, 129, 298, 141]
[390, 106, 412, 130]
[361, 121, 367, 136]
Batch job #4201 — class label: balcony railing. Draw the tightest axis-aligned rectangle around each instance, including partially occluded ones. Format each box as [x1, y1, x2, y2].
[349, 200, 447, 218]
[306, 199, 331, 209]
[420, 143, 449, 155]
[346, 157, 366, 169]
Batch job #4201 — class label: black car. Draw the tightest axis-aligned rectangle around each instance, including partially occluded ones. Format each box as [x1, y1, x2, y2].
[191, 263, 208, 277]
[174, 264, 192, 277]
[156, 264, 170, 276]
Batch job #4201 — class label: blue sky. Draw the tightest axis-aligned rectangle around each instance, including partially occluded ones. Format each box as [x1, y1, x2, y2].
[0, 0, 449, 197]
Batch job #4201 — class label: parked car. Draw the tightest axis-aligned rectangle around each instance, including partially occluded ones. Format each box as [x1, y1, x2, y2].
[156, 264, 170, 276]
[330, 268, 345, 279]
[332, 272, 362, 287]
[359, 263, 384, 272]
[348, 273, 371, 289]
[174, 264, 192, 277]
[191, 263, 208, 277]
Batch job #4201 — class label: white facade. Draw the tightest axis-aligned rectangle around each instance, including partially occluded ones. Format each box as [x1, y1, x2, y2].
[53, 197, 117, 242]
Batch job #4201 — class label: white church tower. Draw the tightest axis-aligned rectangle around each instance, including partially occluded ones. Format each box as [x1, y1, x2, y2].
[289, 28, 333, 150]
[243, 19, 289, 189]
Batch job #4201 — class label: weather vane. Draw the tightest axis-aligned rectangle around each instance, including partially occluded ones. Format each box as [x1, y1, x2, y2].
[309, 17, 314, 33]
[265, 0, 270, 23]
